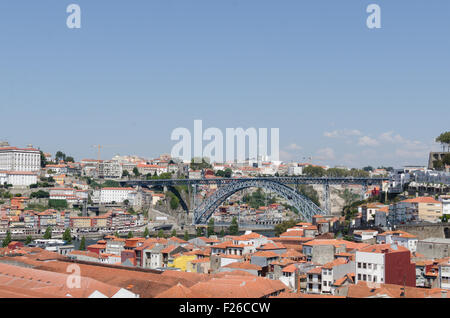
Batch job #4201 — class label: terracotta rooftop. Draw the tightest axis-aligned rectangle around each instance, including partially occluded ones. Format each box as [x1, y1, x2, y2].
[358, 244, 410, 254]
[223, 262, 262, 271]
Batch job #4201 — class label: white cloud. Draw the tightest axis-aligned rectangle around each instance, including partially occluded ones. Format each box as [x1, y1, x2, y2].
[379, 131, 405, 144]
[286, 143, 302, 151]
[324, 129, 361, 138]
[357, 136, 380, 147]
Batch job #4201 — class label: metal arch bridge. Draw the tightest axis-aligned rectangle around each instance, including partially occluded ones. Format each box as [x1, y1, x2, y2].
[119, 176, 390, 225]
[119, 176, 389, 188]
[192, 179, 325, 225]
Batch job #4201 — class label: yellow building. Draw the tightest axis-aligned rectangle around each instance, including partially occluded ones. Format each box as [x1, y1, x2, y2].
[94, 217, 108, 228]
[54, 174, 66, 185]
[70, 216, 92, 229]
[169, 254, 196, 272]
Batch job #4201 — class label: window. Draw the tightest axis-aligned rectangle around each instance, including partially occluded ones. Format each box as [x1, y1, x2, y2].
[373, 264, 377, 270]
[363, 274, 367, 281]
[358, 274, 361, 280]
[368, 263, 372, 270]
[358, 262, 361, 268]
[363, 263, 367, 269]
[373, 276, 377, 282]
[368, 275, 372, 281]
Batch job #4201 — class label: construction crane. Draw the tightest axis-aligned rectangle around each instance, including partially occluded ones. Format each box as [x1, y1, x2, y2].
[91, 144, 121, 161]
[91, 145, 121, 175]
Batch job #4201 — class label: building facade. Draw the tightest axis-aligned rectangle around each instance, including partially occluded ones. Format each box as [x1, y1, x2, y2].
[0, 146, 40, 172]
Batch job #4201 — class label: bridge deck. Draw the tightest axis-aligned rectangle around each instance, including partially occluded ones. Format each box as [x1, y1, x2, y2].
[120, 176, 389, 187]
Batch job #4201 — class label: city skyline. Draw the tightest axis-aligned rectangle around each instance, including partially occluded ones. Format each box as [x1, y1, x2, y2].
[1, 1, 449, 167]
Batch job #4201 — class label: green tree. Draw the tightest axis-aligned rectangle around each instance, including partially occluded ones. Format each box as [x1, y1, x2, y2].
[442, 153, 450, 166]
[224, 168, 232, 178]
[25, 235, 33, 245]
[184, 230, 189, 241]
[62, 228, 72, 243]
[219, 228, 225, 237]
[158, 229, 165, 238]
[2, 230, 12, 247]
[274, 219, 298, 237]
[171, 229, 177, 237]
[158, 172, 173, 180]
[303, 166, 326, 177]
[127, 231, 133, 238]
[40, 151, 47, 168]
[143, 227, 150, 237]
[133, 167, 140, 177]
[30, 190, 50, 199]
[215, 170, 225, 177]
[196, 227, 204, 237]
[114, 231, 120, 238]
[229, 217, 239, 236]
[190, 158, 212, 170]
[43, 227, 52, 239]
[339, 189, 360, 206]
[65, 156, 75, 163]
[55, 151, 66, 162]
[207, 218, 215, 237]
[298, 185, 321, 207]
[122, 170, 130, 178]
[326, 168, 349, 177]
[79, 236, 86, 250]
[242, 188, 267, 209]
[436, 131, 450, 152]
[48, 199, 68, 210]
[434, 160, 444, 171]
[169, 194, 180, 210]
[101, 180, 120, 188]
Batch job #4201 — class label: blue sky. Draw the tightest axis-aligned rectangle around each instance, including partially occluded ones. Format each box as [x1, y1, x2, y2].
[0, 1, 449, 168]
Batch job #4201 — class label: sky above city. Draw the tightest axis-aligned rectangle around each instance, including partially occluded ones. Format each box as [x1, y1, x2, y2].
[1, 1, 449, 168]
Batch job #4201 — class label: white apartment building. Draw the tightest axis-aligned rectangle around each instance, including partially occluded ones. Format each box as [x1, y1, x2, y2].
[280, 264, 297, 290]
[0, 171, 38, 187]
[353, 230, 378, 242]
[99, 188, 135, 204]
[49, 187, 88, 203]
[376, 231, 418, 253]
[355, 249, 386, 285]
[0, 146, 40, 172]
[143, 245, 165, 269]
[321, 259, 355, 295]
[288, 166, 303, 176]
[233, 231, 269, 249]
[98, 160, 123, 179]
[106, 239, 125, 256]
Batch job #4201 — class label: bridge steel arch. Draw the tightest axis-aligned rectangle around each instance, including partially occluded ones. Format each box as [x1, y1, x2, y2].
[193, 179, 326, 225]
